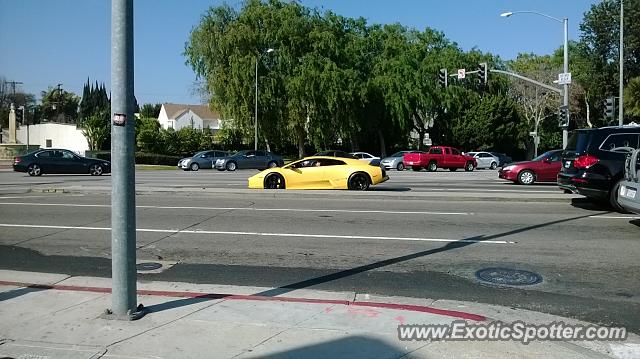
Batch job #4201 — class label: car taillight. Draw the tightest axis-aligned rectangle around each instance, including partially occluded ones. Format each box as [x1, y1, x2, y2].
[573, 155, 599, 169]
[13, 157, 21, 164]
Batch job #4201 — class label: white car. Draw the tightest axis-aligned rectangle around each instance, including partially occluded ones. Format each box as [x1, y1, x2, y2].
[349, 152, 380, 161]
[466, 151, 500, 169]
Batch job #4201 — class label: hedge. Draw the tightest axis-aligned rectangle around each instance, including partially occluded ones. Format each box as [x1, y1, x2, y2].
[87, 151, 181, 166]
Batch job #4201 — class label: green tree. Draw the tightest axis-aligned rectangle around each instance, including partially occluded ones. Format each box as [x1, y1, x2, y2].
[624, 76, 640, 118]
[140, 103, 162, 119]
[38, 87, 80, 122]
[81, 111, 110, 151]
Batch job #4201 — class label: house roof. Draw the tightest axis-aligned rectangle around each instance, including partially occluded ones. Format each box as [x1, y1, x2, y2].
[162, 103, 220, 120]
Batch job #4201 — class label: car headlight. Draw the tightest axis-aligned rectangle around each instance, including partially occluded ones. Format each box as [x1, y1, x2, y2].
[502, 165, 515, 171]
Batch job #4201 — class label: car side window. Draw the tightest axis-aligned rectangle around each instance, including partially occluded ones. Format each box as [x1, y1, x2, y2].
[62, 151, 75, 159]
[451, 148, 460, 155]
[255, 151, 267, 157]
[600, 134, 640, 152]
[320, 159, 345, 166]
[430, 148, 442, 155]
[36, 151, 51, 158]
[548, 152, 562, 162]
[245, 151, 256, 157]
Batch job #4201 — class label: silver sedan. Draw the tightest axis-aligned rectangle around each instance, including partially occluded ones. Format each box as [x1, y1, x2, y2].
[466, 151, 500, 170]
[380, 151, 412, 171]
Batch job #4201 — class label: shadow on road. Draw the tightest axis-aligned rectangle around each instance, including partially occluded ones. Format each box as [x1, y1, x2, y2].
[0, 286, 47, 302]
[570, 198, 615, 212]
[144, 212, 605, 314]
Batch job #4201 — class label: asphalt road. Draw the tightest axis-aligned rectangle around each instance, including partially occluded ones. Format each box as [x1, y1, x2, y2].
[0, 169, 639, 332]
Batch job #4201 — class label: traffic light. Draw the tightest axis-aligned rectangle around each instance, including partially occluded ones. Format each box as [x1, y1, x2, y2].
[477, 62, 488, 85]
[604, 97, 615, 119]
[438, 68, 448, 88]
[14, 106, 24, 124]
[558, 105, 569, 128]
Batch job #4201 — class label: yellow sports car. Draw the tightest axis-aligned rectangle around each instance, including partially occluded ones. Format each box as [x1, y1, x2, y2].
[248, 156, 389, 190]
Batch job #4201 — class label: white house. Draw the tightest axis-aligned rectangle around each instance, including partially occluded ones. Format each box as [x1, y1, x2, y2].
[157, 103, 222, 131]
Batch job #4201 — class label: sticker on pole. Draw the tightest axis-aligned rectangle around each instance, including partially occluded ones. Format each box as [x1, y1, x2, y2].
[558, 72, 572, 85]
[457, 69, 466, 79]
[113, 113, 127, 126]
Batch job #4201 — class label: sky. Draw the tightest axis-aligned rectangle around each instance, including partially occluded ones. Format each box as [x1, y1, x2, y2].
[0, 0, 599, 106]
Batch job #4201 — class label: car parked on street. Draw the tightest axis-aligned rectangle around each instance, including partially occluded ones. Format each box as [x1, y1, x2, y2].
[466, 151, 500, 170]
[489, 152, 513, 167]
[403, 146, 476, 172]
[558, 125, 640, 211]
[248, 156, 389, 190]
[13, 149, 111, 176]
[499, 149, 562, 185]
[349, 152, 380, 161]
[617, 149, 640, 214]
[178, 150, 228, 171]
[215, 150, 284, 171]
[380, 151, 418, 171]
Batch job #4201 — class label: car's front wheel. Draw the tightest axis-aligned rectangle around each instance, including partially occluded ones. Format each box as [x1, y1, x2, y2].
[464, 162, 475, 172]
[27, 164, 42, 176]
[226, 162, 237, 171]
[267, 161, 278, 168]
[348, 173, 370, 191]
[490, 162, 498, 170]
[396, 162, 404, 171]
[264, 173, 286, 189]
[517, 170, 535, 185]
[190, 162, 199, 171]
[89, 164, 103, 176]
[427, 161, 437, 172]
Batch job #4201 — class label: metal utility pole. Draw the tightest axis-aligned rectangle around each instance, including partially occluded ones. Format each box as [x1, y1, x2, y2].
[109, 0, 140, 319]
[619, 0, 624, 126]
[562, 18, 569, 148]
[255, 58, 258, 151]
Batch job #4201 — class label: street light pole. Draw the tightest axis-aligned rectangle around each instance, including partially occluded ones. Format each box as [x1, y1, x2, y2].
[562, 17, 569, 148]
[619, 0, 624, 126]
[501, 11, 570, 148]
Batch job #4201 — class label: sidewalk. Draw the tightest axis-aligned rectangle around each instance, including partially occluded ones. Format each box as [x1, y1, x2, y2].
[0, 270, 637, 358]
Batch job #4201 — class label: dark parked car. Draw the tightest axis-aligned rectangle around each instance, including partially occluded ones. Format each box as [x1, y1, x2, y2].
[178, 150, 227, 171]
[13, 149, 111, 176]
[489, 152, 513, 167]
[214, 150, 284, 171]
[558, 125, 640, 211]
[313, 150, 357, 159]
[498, 149, 563, 185]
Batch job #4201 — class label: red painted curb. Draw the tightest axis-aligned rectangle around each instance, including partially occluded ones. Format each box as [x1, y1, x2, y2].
[0, 280, 486, 321]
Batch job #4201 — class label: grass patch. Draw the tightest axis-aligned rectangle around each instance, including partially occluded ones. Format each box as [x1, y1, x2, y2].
[135, 165, 178, 170]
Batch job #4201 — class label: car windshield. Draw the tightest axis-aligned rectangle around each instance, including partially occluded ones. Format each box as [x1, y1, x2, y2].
[531, 151, 556, 162]
[389, 151, 406, 157]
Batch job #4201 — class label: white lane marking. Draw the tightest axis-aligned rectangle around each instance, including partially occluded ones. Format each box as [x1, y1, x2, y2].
[0, 202, 473, 216]
[590, 215, 640, 219]
[0, 223, 513, 244]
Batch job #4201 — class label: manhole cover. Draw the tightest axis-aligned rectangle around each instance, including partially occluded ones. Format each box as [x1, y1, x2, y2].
[475, 268, 542, 286]
[136, 262, 163, 271]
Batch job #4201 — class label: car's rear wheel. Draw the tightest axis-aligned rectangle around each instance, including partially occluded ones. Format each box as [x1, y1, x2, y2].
[412, 166, 422, 171]
[226, 161, 237, 171]
[396, 162, 404, 171]
[27, 164, 42, 176]
[427, 161, 437, 172]
[348, 173, 370, 191]
[464, 162, 475, 172]
[89, 164, 103, 176]
[517, 170, 535, 185]
[267, 161, 278, 168]
[490, 162, 498, 170]
[190, 162, 199, 171]
[264, 173, 286, 189]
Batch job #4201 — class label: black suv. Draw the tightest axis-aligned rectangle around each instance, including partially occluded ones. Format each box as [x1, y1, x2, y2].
[557, 125, 640, 210]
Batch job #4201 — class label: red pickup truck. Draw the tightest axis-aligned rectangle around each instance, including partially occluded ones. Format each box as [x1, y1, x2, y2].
[403, 146, 477, 172]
